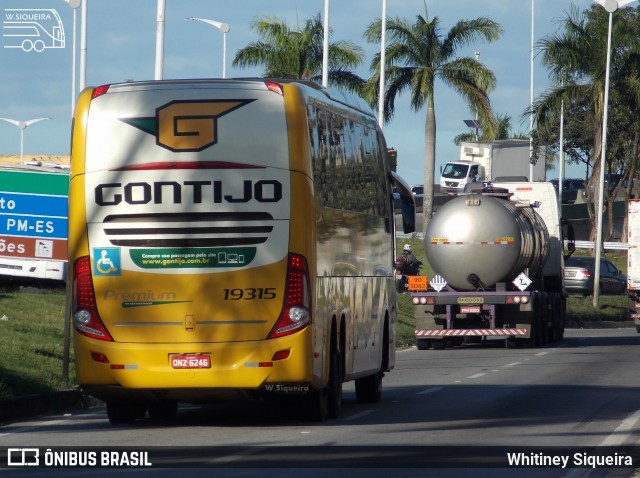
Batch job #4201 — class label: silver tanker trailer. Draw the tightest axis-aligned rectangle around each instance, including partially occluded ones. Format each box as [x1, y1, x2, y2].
[409, 181, 574, 349]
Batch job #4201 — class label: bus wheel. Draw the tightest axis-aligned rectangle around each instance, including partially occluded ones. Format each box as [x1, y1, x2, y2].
[106, 401, 137, 424]
[134, 403, 147, 419]
[355, 370, 382, 403]
[148, 401, 178, 420]
[298, 388, 328, 422]
[300, 343, 342, 421]
[327, 347, 343, 419]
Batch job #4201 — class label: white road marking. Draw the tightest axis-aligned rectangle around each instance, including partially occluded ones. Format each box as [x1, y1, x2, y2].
[343, 410, 375, 421]
[600, 408, 640, 447]
[504, 362, 521, 368]
[466, 373, 486, 379]
[417, 386, 444, 395]
[208, 446, 264, 464]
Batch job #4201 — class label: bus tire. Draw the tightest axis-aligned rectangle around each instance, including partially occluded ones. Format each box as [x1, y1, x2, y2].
[355, 371, 382, 403]
[148, 401, 178, 420]
[326, 346, 343, 419]
[106, 401, 137, 424]
[296, 326, 343, 422]
[134, 403, 147, 419]
[299, 388, 328, 422]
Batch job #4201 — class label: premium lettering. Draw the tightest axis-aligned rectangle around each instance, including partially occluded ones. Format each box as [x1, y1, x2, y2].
[95, 180, 282, 206]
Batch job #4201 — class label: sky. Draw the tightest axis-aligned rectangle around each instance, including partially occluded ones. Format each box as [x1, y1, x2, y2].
[0, 0, 608, 184]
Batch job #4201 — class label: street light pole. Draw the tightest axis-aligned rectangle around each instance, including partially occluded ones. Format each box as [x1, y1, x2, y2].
[186, 17, 230, 78]
[79, 0, 87, 91]
[592, 0, 637, 307]
[558, 96, 565, 209]
[322, 0, 330, 87]
[0, 118, 51, 164]
[64, 0, 81, 116]
[378, 0, 386, 128]
[529, 0, 535, 182]
[155, 0, 165, 80]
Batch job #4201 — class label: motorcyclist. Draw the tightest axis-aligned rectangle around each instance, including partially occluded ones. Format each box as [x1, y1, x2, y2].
[398, 244, 422, 276]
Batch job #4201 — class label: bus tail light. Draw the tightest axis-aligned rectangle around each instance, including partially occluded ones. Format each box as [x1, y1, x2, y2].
[91, 84, 110, 99]
[268, 254, 311, 339]
[265, 81, 283, 95]
[73, 256, 113, 341]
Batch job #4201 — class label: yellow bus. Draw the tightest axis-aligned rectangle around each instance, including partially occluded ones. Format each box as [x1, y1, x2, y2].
[68, 78, 415, 423]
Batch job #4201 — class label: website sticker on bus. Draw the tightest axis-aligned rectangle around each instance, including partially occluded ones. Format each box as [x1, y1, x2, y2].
[129, 247, 257, 269]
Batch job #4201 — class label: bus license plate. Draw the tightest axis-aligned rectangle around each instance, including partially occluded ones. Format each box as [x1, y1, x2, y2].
[170, 354, 211, 369]
[407, 275, 428, 291]
[460, 306, 481, 314]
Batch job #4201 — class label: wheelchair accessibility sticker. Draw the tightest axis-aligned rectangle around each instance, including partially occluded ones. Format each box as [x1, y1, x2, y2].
[93, 248, 121, 276]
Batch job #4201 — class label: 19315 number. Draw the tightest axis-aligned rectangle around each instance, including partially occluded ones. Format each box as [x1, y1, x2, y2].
[223, 288, 277, 300]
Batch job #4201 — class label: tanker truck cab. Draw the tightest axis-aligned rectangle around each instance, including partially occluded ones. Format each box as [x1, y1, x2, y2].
[411, 181, 569, 350]
[440, 161, 482, 194]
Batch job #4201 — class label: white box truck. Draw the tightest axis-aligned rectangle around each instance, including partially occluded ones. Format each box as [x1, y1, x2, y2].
[628, 199, 640, 332]
[440, 139, 546, 194]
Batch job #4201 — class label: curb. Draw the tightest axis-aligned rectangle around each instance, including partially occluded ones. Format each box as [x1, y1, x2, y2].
[0, 389, 96, 425]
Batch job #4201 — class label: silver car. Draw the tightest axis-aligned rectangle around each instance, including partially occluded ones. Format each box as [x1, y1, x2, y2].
[564, 256, 626, 296]
[411, 185, 423, 212]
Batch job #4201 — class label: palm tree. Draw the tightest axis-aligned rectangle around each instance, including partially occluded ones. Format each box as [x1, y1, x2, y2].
[533, 5, 640, 241]
[364, 15, 501, 229]
[232, 14, 365, 93]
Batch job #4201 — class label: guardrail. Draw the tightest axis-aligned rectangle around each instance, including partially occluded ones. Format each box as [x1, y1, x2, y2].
[573, 240, 628, 250]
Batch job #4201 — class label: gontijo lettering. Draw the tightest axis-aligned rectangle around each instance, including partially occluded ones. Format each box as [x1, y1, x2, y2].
[95, 180, 282, 206]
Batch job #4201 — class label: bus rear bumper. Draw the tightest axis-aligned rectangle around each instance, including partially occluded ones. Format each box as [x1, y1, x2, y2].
[75, 330, 319, 402]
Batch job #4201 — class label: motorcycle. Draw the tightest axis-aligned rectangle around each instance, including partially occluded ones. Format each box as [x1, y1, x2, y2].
[394, 256, 421, 292]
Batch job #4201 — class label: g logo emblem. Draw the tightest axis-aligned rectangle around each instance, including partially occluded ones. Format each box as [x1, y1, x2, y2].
[121, 99, 254, 152]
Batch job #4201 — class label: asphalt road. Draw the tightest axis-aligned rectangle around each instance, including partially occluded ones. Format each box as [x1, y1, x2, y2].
[1, 328, 639, 478]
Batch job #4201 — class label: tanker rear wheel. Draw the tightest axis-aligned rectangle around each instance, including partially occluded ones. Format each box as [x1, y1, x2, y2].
[417, 339, 431, 350]
[432, 340, 445, 350]
[505, 337, 518, 349]
[538, 293, 549, 347]
[526, 292, 545, 348]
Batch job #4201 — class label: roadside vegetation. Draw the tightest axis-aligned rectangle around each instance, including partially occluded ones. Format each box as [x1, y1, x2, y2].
[0, 286, 71, 400]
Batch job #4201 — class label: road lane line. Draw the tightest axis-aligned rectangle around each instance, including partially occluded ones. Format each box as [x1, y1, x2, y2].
[343, 410, 375, 421]
[504, 362, 521, 368]
[535, 351, 549, 356]
[417, 386, 444, 395]
[208, 446, 264, 464]
[600, 408, 640, 447]
[466, 373, 486, 379]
